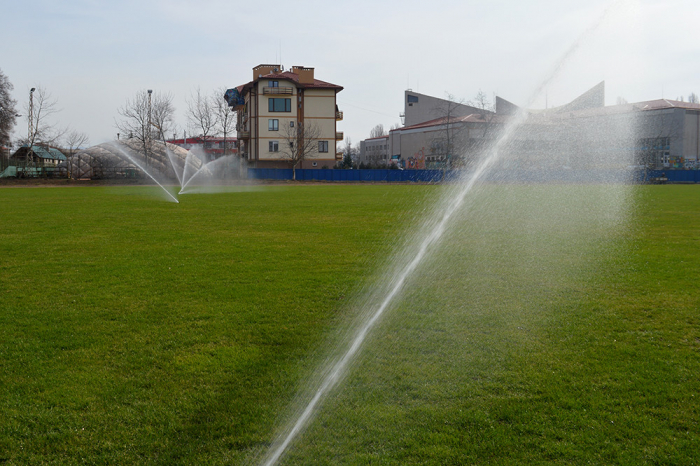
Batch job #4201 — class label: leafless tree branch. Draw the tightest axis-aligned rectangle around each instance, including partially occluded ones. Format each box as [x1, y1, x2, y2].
[280, 121, 321, 179]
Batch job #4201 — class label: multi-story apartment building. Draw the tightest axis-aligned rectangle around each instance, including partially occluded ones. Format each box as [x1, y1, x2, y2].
[359, 135, 390, 166]
[226, 64, 344, 169]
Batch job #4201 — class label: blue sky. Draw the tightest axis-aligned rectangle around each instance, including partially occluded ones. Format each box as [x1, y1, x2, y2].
[2, 0, 699, 147]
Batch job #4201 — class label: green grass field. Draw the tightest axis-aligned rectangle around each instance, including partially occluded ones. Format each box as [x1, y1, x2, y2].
[0, 184, 698, 465]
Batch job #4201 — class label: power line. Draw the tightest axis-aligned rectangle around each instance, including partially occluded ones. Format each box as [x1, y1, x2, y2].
[337, 100, 397, 118]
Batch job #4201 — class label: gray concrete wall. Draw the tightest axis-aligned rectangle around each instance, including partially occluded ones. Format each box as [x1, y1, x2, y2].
[404, 91, 482, 127]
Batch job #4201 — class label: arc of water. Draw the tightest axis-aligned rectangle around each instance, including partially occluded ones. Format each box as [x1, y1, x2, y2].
[259, 2, 636, 463]
[261, 108, 529, 466]
[106, 142, 179, 204]
[178, 160, 214, 194]
[181, 150, 202, 191]
[162, 140, 184, 187]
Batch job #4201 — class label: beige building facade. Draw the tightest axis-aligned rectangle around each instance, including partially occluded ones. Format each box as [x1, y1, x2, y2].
[227, 64, 344, 169]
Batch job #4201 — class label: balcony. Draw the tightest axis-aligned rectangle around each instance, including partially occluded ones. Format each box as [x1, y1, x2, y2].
[335, 131, 344, 140]
[335, 110, 343, 121]
[262, 86, 294, 95]
[238, 130, 251, 139]
[336, 152, 343, 160]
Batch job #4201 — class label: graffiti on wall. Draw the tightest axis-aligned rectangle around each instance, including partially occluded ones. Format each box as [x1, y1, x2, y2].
[407, 147, 426, 169]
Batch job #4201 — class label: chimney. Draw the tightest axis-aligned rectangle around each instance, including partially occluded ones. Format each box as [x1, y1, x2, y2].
[253, 64, 282, 81]
[291, 66, 314, 84]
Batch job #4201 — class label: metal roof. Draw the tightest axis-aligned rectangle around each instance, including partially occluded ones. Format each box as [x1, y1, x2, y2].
[30, 145, 67, 161]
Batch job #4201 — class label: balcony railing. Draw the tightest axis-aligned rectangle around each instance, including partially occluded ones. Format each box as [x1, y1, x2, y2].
[335, 132, 344, 140]
[335, 152, 343, 160]
[238, 131, 251, 139]
[335, 111, 343, 121]
[262, 86, 294, 95]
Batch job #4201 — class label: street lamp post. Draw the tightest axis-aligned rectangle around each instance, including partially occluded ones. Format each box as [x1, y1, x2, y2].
[147, 89, 153, 167]
[26, 87, 36, 174]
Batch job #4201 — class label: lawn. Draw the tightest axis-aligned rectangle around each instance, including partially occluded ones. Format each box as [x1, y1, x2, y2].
[0, 184, 698, 465]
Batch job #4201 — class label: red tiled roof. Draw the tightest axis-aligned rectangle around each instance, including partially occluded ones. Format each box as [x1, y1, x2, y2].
[632, 99, 700, 111]
[396, 114, 507, 132]
[527, 98, 700, 123]
[237, 71, 343, 93]
[167, 136, 237, 144]
[266, 71, 343, 90]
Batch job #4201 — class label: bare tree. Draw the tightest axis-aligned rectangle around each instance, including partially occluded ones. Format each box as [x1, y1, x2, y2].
[116, 90, 175, 167]
[369, 124, 386, 138]
[64, 130, 89, 179]
[151, 93, 176, 144]
[22, 87, 64, 147]
[214, 87, 236, 157]
[0, 68, 18, 147]
[280, 121, 321, 180]
[688, 92, 699, 104]
[616, 96, 629, 105]
[467, 90, 499, 164]
[186, 87, 218, 158]
[16, 86, 66, 172]
[469, 90, 496, 125]
[429, 93, 471, 168]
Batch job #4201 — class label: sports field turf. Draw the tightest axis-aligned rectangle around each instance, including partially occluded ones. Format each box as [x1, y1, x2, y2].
[0, 184, 698, 465]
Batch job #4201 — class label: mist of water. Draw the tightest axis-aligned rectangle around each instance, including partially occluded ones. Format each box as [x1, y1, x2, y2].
[105, 141, 180, 203]
[257, 1, 638, 464]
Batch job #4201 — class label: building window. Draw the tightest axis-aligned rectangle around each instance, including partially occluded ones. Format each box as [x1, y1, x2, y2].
[290, 121, 294, 127]
[269, 141, 279, 152]
[318, 141, 329, 152]
[407, 95, 419, 103]
[269, 98, 291, 112]
[268, 119, 279, 131]
[269, 80, 279, 87]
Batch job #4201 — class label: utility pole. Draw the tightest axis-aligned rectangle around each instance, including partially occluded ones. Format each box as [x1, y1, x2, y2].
[26, 87, 35, 174]
[147, 89, 152, 167]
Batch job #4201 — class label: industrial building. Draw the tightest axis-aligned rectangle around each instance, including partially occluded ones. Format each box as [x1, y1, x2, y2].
[366, 83, 700, 171]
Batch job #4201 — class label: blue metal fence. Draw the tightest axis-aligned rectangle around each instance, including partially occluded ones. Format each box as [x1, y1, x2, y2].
[247, 168, 700, 183]
[248, 168, 456, 183]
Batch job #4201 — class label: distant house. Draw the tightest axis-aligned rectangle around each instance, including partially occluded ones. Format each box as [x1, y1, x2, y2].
[11, 145, 67, 166]
[5, 145, 67, 177]
[166, 136, 238, 161]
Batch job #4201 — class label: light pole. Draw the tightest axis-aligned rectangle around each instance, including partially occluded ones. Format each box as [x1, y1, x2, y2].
[28, 88, 35, 144]
[26, 88, 36, 173]
[147, 89, 152, 167]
